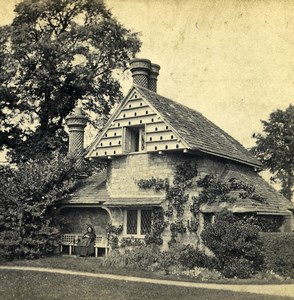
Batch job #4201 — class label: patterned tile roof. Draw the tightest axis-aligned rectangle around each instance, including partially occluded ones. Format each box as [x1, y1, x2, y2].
[201, 165, 293, 215]
[64, 171, 164, 206]
[65, 171, 110, 204]
[135, 85, 262, 168]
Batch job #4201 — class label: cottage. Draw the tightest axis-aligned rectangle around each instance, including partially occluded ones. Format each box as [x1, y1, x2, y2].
[59, 58, 293, 256]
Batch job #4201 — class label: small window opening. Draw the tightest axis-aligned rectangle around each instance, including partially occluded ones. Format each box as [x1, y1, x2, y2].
[124, 126, 145, 153]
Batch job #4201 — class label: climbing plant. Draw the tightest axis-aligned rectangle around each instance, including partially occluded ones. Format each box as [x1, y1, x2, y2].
[106, 224, 123, 249]
[191, 175, 267, 217]
[137, 161, 198, 246]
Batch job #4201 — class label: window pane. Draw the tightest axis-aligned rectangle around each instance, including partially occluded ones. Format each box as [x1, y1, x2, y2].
[127, 210, 137, 234]
[141, 210, 152, 234]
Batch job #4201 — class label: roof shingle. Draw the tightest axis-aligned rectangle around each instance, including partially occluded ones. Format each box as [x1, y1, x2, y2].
[135, 85, 262, 168]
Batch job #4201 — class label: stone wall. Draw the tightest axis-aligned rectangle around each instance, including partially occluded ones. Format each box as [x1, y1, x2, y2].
[107, 153, 230, 249]
[107, 152, 204, 198]
[61, 207, 110, 236]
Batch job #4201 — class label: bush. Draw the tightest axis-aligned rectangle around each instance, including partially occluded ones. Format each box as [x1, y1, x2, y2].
[260, 232, 294, 278]
[222, 258, 256, 279]
[125, 245, 161, 270]
[102, 245, 161, 271]
[201, 210, 263, 278]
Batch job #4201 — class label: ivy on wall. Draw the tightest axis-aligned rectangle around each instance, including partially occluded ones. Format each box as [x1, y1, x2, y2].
[190, 175, 267, 216]
[106, 224, 123, 249]
[137, 161, 198, 246]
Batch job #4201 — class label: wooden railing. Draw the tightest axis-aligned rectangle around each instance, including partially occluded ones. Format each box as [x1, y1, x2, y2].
[60, 234, 110, 257]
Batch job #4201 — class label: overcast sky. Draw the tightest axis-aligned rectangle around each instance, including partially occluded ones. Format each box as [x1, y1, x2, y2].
[1, 0, 294, 150]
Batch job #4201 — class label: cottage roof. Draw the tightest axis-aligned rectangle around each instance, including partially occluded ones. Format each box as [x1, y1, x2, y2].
[64, 171, 164, 206]
[134, 85, 262, 168]
[201, 165, 293, 215]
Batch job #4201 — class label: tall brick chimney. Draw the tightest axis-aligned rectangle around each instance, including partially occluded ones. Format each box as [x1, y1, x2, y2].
[130, 58, 160, 92]
[130, 58, 151, 89]
[66, 107, 87, 169]
[148, 63, 160, 92]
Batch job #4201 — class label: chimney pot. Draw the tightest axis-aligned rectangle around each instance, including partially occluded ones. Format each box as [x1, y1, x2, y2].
[148, 63, 160, 92]
[130, 58, 151, 89]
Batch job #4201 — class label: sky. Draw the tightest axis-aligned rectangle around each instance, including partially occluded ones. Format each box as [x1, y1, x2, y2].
[0, 0, 293, 152]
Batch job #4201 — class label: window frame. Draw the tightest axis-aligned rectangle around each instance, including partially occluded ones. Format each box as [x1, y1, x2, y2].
[124, 208, 152, 237]
[122, 125, 146, 154]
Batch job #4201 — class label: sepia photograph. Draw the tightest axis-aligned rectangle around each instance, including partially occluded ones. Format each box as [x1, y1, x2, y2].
[0, 0, 293, 299]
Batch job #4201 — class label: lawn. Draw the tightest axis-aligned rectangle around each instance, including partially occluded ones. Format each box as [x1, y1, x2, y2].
[0, 269, 292, 300]
[2, 255, 293, 285]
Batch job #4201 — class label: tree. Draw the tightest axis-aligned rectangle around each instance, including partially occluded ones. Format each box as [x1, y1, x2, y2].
[0, 152, 78, 260]
[0, 0, 141, 162]
[251, 105, 294, 201]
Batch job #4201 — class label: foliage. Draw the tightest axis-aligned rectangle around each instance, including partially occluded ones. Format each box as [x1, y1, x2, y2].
[0, 152, 78, 260]
[201, 210, 263, 278]
[105, 224, 123, 250]
[137, 162, 198, 245]
[0, 0, 141, 162]
[251, 105, 294, 200]
[137, 177, 169, 192]
[160, 251, 175, 275]
[120, 237, 145, 248]
[101, 245, 161, 271]
[259, 232, 294, 278]
[235, 214, 284, 232]
[144, 208, 167, 246]
[175, 244, 216, 270]
[194, 175, 266, 207]
[173, 161, 198, 187]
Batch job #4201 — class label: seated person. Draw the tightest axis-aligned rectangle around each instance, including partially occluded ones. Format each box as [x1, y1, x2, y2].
[76, 224, 96, 257]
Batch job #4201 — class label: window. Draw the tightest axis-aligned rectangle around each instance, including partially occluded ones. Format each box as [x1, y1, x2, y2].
[126, 209, 152, 236]
[123, 126, 145, 153]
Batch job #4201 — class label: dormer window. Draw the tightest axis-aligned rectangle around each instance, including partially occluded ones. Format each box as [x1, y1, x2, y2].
[123, 125, 145, 153]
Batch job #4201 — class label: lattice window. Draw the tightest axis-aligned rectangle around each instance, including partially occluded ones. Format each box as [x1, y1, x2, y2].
[141, 210, 152, 234]
[127, 210, 137, 234]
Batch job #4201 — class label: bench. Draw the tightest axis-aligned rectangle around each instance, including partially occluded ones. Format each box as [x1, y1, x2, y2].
[60, 234, 110, 257]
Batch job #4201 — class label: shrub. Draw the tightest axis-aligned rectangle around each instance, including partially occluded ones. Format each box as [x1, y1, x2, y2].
[102, 245, 161, 271]
[201, 210, 263, 278]
[260, 232, 294, 278]
[222, 258, 256, 279]
[125, 245, 161, 270]
[0, 153, 77, 261]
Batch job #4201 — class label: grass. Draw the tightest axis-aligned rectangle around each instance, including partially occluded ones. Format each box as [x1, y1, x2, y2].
[2, 255, 294, 285]
[0, 269, 292, 300]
